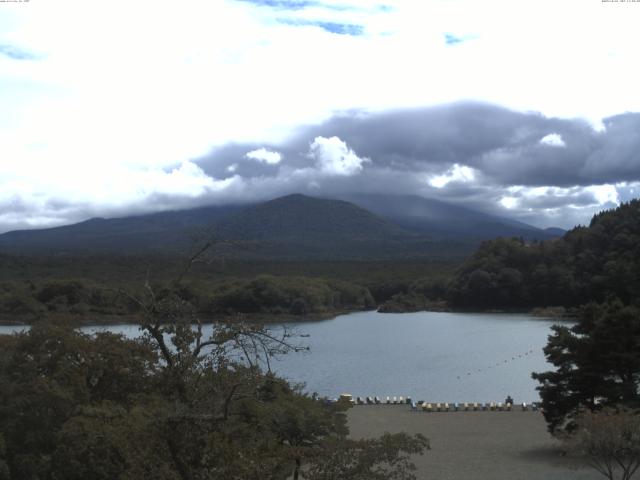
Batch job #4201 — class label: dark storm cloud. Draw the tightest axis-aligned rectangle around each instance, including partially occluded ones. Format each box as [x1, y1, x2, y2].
[512, 189, 608, 210]
[292, 103, 640, 187]
[190, 101, 640, 228]
[195, 143, 283, 179]
[3, 102, 637, 234]
[582, 113, 640, 181]
[283, 103, 566, 179]
[196, 102, 640, 187]
[474, 113, 640, 187]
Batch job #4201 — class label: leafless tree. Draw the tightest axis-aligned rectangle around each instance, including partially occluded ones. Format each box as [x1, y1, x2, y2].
[565, 406, 640, 480]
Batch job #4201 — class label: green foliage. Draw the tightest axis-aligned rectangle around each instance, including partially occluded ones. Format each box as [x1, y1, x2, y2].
[0, 278, 136, 321]
[532, 302, 640, 434]
[304, 432, 428, 480]
[209, 275, 375, 316]
[0, 322, 158, 479]
[51, 402, 178, 480]
[377, 274, 452, 312]
[0, 322, 353, 479]
[448, 200, 640, 309]
[0, 255, 459, 322]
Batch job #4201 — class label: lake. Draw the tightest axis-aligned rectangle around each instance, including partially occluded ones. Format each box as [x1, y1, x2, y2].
[0, 311, 562, 403]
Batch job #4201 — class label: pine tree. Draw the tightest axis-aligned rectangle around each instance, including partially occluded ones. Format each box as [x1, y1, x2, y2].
[533, 301, 640, 433]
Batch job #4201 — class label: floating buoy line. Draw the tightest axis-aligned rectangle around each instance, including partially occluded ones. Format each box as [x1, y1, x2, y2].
[455, 348, 537, 381]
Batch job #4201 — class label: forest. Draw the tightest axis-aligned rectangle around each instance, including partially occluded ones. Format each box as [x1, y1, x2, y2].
[0, 255, 455, 323]
[447, 200, 640, 310]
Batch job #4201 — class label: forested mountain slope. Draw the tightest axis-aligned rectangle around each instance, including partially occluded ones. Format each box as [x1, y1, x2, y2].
[342, 193, 562, 241]
[0, 204, 243, 254]
[0, 195, 470, 258]
[447, 200, 640, 308]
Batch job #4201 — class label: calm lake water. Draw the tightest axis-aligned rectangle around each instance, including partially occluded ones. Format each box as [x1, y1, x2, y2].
[0, 311, 562, 403]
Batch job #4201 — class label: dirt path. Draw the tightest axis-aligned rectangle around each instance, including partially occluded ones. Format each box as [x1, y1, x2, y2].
[347, 405, 600, 480]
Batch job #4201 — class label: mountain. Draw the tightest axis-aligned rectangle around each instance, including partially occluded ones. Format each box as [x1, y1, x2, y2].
[0, 193, 557, 258]
[544, 227, 567, 237]
[0, 195, 432, 258]
[217, 194, 408, 241]
[0, 204, 243, 255]
[339, 193, 561, 241]
[214, 194, 465, 258]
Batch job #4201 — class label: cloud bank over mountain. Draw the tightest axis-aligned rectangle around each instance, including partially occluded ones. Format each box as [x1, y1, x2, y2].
[1, 1, 639, 233]
[188, 102, 640, 229]
[2, 102, 640, 233]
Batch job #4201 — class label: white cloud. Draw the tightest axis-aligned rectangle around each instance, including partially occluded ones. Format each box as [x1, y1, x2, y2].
[0, 160, 230, 231]
[1, 0, 640, 230]
[495, 184, 621, 219]
[137, 161, 219, 197]
[500, 196, 518, 209]
[539, 133, 565, 147]
[308, 136, 370, 176]
[585, 184, 619, 205]
[245, 148, 282, 164]
[519, 184, 618, 208]
[429, 164, 475, 188]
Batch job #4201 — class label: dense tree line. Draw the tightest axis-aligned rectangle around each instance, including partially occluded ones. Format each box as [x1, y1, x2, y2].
[0, 275, 376, 323]
[208, 275, 375, 316]
[448, 200, 640, 309]
[0, 253, 459, 321]
[377, 277, 449, 313]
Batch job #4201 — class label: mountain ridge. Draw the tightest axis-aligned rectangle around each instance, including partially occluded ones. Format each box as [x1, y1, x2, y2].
[338, 193, 563, 240]
[0, 193, 562, 258]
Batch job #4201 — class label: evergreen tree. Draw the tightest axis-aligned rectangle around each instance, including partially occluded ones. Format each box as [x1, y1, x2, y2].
[532, 301, 640, 433]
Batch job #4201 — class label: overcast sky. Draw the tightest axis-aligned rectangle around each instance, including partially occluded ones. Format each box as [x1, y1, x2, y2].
[1, 0, 640, 233]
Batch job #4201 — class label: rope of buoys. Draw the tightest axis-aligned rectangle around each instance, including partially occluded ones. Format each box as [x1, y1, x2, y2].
[455, 347, 539, 381]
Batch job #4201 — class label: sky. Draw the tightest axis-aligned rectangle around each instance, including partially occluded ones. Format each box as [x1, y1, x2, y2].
[1, 0, 640, 233]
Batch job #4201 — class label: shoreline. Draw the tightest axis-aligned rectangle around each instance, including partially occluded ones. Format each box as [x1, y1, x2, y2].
[0, 308, 368, 327]
[0, 304, 574, 327]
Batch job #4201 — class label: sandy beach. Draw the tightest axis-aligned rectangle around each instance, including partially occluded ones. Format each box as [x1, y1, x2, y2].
[348, 405, 600, 480]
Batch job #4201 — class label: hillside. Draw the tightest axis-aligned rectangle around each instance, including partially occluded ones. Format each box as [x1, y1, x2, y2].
[447, 199, 640, 309]
[212, 194, 454, 258]
[0, 194, 469, 259]
[0, 193, 558, 259]
[217, 194, 407, 241]
[341, 193, 562, 241]
[0, 204, 243, 254]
